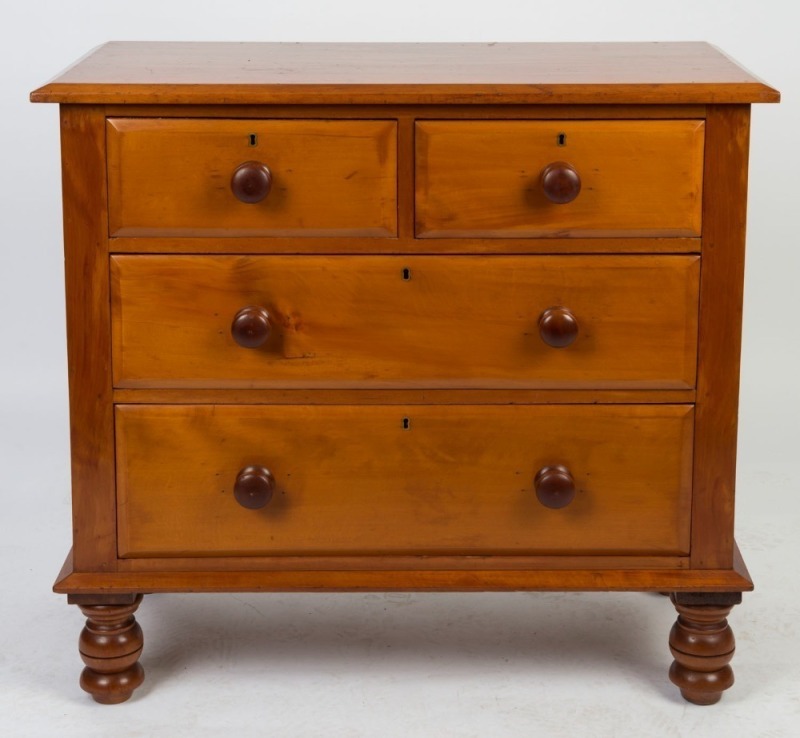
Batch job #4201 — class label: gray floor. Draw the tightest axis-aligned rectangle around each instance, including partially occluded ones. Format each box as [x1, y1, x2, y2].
[1, 390, 798, 738]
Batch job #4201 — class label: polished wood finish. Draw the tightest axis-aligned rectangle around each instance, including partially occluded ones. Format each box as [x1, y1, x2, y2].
[416, 120, 705, 237]
[34, 43, 776, 705]
[60, 106, 117, 572]
[230, 305, 272, 349]
[233, 466, 275, 510]
[110, 234, 702, 255]
[30, 42, 779, 105]
[538, 307, 579, 349]
[106, 118, 397, 237]
[669, 592, 741, 705]
[111, 255, 700, 390]
[540, 162, 582, 205]
[102, 103, 710, 120]
[112, 387, 698, 405]
[230, 161, 272, 204]
[54, 554, 753, 593]
[534, 465, 576, 509]
[105, 534, 748, 575]
[77, 595, 144, 704]
[119, 553, 690, 572]
[115, 404, 693, 557]
[690, 106, 751, 569]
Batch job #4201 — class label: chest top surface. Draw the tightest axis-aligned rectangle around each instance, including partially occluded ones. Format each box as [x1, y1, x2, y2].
[30, 41, 779, 105]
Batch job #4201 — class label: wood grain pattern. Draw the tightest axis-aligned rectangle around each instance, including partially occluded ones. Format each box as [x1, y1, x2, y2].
[107, 118, 397, 237]
[396, 115, 415, 241]
[35, 42, 779, 706]
[53, 554, 754, 594]
[691, 106, 751, 569]
[115, 404, 694, 558]
[111, 255, 700, 390]
[111, 388, 698, 405]
[416, 120, 705, 238]
[30, 42, 780, 105]
[101, 103, 710, 120]
[60, 106, 117, 572]
[109, 235, 701, 256]
[117, 554, 690, 572]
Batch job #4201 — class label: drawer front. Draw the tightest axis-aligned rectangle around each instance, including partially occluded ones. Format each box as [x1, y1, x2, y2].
[416, 120, 704, 238]
[116, 404, 693, 557]
[107, 118, 397, 237]
[111, 255, 699, 390]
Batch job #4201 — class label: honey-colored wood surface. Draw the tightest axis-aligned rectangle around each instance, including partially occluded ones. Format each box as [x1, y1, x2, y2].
[116, 404, 693, 557]
[110, 235, 701, 255]
[60, 106, 117, 572]
[30, 42, 780, 105]
[101, 103, 709, 120]
[691, 106, 751, 569]
[111, 255, 700, 390]
[53, 567, 754, 593]
[111, 388, 697, 405]
[53, 546, 754, 594]
[117, 554, 688, 572]
[397, 115, 415, 241]
[107, 118, 397, 237]
[416, 120, 705, 238]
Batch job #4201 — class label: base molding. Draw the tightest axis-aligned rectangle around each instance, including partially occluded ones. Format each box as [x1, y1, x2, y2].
[54, 545, 753, 595]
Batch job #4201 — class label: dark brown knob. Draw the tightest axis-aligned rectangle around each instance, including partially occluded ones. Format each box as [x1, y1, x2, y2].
[538, 307, 578, 348]
[234, 466, 275, 510]
[231, 306, 271, 348]
[540, 162, 581, 204]
[231, 161, 272, 203]
[534, 465, 576, 509]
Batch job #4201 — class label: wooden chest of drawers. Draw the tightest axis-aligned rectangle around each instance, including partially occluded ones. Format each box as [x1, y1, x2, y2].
[31, 41, 779, 706]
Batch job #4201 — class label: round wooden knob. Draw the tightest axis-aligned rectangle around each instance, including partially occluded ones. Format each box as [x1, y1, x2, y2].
[540, 162, 581, 204]
[538, 307, 578, 348]
[234, 466, 275, 509]
[231, 161, 273, 203]
[231, 306, 271, 348]
[534, 465, 576, 509]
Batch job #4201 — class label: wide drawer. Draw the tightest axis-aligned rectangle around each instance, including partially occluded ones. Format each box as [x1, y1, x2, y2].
[111, 255, 699, 390]
[116, 404, 694, 557]
[106, 118, 397, 237]
[416, 120, 705, 237]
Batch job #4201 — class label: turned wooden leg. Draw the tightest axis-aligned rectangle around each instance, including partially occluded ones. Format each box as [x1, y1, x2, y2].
[72, 594, 145, 704]
[668, 592, 742, 705]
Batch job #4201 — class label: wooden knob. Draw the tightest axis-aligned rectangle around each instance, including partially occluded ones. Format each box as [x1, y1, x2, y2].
[538, 307, 578, 348]
[534, 465, 576, 509]
[234, 466, 275, 509]
[231, 306, 271, 348]
[540, 162, 581, 204]
[231, 161, 272, 203]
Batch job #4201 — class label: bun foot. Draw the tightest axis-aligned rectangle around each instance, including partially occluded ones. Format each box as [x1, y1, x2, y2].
[80, 662, 144, 704]
[668, 592, 741, 705]
[76, 594, 145, 704]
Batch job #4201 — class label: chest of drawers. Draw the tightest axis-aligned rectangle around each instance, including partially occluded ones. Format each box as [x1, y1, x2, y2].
[31, 41, 779, 706]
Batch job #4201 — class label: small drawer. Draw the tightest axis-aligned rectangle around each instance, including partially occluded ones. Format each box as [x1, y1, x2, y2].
[106, 118, 397, 237]
[116, 404, 694, 557]
[111, 254, 700, 390]
[415, 120, 705, 238]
